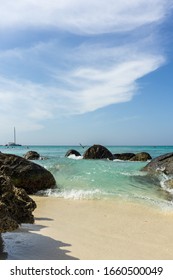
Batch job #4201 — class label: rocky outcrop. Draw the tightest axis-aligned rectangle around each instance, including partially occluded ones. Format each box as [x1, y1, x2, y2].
[24, 151, 40, 160]
[0, 202, 18, 233]
[82, 145, 151, 161]
[141, 153, 173, 189]
[83, 144, 113, 160]
[0, 152, 56, 194]
[113, 153, 135, 160]
[130, 152, 152, 161]
[65, 149, 81, 157]
[0, 175, 36, 233]
[142, 153, 173, 175]
[113, 152, 152, 161]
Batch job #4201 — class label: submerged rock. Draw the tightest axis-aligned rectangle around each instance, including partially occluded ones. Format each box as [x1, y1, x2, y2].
[24, 151, 40, 160]
[113, 152, 151, 161]
[113, 153, 135, 160]
[0, 152, 56, 194]
[83, 144, 113, 160]
[130, 152, 152, 161]
[65, 149, 81, 157]
[0, 175, 36, 233]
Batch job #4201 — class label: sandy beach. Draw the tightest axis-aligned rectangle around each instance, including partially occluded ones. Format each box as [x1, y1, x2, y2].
[1, 196, 173, 260]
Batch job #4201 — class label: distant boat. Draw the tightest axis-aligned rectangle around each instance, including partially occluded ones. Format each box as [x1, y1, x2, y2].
[5, 127, 22, 147]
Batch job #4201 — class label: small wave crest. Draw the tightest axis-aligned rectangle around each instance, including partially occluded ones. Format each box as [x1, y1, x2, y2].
[120, 171, 147, 177]
[67, 155, 83, 160]
[38, 188, 107, 200]
[132, 193, 173, 211]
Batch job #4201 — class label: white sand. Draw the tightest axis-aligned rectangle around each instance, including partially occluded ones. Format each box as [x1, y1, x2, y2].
[1, 196, 173, 260]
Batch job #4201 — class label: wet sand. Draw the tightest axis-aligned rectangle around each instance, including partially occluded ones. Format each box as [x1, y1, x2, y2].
[1, 196, 173, 260]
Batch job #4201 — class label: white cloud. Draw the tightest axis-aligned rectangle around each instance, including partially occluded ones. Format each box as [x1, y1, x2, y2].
[64, 54, 164, 113]
[0, 49, 165, 125]
[0, 0, 172, 34]
[0, 76, 54, 132]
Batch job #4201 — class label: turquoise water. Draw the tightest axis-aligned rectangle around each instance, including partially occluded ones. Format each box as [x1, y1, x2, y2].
[1, 145, 173, 209]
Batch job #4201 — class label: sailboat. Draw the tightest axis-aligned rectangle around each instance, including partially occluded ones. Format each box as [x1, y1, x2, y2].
[6, 127, 22, 147]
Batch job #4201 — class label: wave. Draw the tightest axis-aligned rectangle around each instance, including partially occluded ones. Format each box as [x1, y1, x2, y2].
[37, 188, 108, 200]
[120, 170, 147, 177]
[67, 155, 83, 160]
[159, 173, 173, 195]
[132, 193, 173, 211]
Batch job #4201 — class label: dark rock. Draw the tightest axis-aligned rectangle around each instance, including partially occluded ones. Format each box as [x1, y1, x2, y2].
[83, 144, 113, 160]
[113, 153, 135, 160]
[0, 152, 56, 194]
[24, 151, 40, 160]
[0, 202, 18, 233]
[130, 152, 152, 161]
[141, 153, 173, 175]
[65, 149, 81, 157]
[0, 175, 36, 233]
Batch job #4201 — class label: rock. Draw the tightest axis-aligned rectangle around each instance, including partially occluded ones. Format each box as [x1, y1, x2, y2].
[83, 144, 113, 160]
[0, 175, 36, 233]
[141, 153, 173, 197]
[141, 153, 173, 175]
[0, 202, 18, 233]
[24, 151, 40, 160]
[65, 149, 81, 157]
[130, 152, 152, 161]
[0, 152, 56, 194]
[113, 153, 135, 160]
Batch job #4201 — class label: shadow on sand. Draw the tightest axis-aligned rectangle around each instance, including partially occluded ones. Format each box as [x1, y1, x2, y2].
[0, 234, 8, 260]
[0, 221, 79, 260]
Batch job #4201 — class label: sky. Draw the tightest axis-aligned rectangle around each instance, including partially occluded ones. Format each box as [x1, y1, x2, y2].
[0, 0, 173, 146]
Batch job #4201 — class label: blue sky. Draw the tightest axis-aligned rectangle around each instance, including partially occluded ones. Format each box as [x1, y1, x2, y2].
[0, 0, 173, 145]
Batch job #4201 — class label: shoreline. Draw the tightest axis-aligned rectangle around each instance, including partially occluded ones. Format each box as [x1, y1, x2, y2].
[1, 196, 173, 260]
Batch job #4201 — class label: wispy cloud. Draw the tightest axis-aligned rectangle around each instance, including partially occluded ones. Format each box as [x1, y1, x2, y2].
[0, 0, 172, 134]
[60, 52, 165, 113]
[0, 0, 172, 33]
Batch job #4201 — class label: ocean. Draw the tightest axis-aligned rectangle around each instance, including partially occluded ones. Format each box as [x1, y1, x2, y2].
[1, 145, 173, 210]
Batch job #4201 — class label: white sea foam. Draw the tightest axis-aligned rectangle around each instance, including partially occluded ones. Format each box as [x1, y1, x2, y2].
[159, 173, 173, 194]
[133, 193, 173, 211]
[67, 154, 83, 160]
[120, 171, 147, 176]
[38, 188, 107, 200]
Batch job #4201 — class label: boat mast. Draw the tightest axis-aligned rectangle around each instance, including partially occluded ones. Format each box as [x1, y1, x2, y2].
[14, 127, 16, 144]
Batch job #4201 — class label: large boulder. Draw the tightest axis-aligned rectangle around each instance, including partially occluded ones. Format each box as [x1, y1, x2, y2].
[141, 153, 173, 190]
[83, 144, 113, 160]
[65, 149, 81, 157]
[24, 150, 40, 160]
[142, 153, 173, 175]
[130, 152, 152, 161]
[0, 175, 36, 233]
[0, 153, 56, 194]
